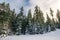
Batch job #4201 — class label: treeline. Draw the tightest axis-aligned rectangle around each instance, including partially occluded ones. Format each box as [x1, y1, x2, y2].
[0, 2, 60, 35]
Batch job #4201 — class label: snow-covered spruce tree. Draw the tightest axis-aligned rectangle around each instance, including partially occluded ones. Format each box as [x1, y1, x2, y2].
[32, 6, 39, 34]
[50, 8, 56, 31]
[38, 7, 45, 34]
[16, 7, 27, 35]
[10, 9, 17, 34]
[0, 2, 16, 35]
[0, 10, 9, 35]
[33, 6, 44, 34]
[45, 13, 51, 32]
[16, 7, 24, 35]
[27, 9, 33, 34]
[56, 9, 60, 28]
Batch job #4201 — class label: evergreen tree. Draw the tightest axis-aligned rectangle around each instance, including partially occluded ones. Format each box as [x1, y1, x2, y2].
[50, 8, 53, 17]
[45, 13, 51, 32]
[16, 7, 24, 35]
[27, 9, 33, 34]
[56, 9, 60, 28]
[38, 8, 44, 34]
[33, 6, 44, 34]
[0, 10, 12, 35]
[33, 6, 39, 34]
[50, 8, 56, 31]
[11, 9, 17, 34]
[16, 7, 27, 35]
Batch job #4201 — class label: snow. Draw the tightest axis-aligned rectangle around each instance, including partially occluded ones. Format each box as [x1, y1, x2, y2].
[0, 29, 60, 40]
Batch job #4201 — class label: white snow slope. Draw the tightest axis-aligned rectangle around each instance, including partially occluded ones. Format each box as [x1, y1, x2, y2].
[0, 29, 60, 40]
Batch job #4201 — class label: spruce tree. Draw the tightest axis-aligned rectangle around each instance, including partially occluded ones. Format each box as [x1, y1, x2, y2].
[33, 6, 44, 34]
[0, 10, 11, 35]
[33, 6, 39, 34]
[38, 8, 44, 34]
[56, 9, 60, 28]
[16, 7, 27, 35]
[10, 9, 17, 34]
[27, 9, 33, 34]
[46, 13, 51, 32]
[16, 7, 24, 35]
[50, 8, 56, 31]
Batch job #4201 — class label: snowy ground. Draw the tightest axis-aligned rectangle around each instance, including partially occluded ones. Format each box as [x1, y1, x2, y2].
[0, 29, 60, 40]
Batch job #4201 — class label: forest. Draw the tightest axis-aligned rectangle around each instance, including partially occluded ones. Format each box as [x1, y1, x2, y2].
[0, 2, 60, 35]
